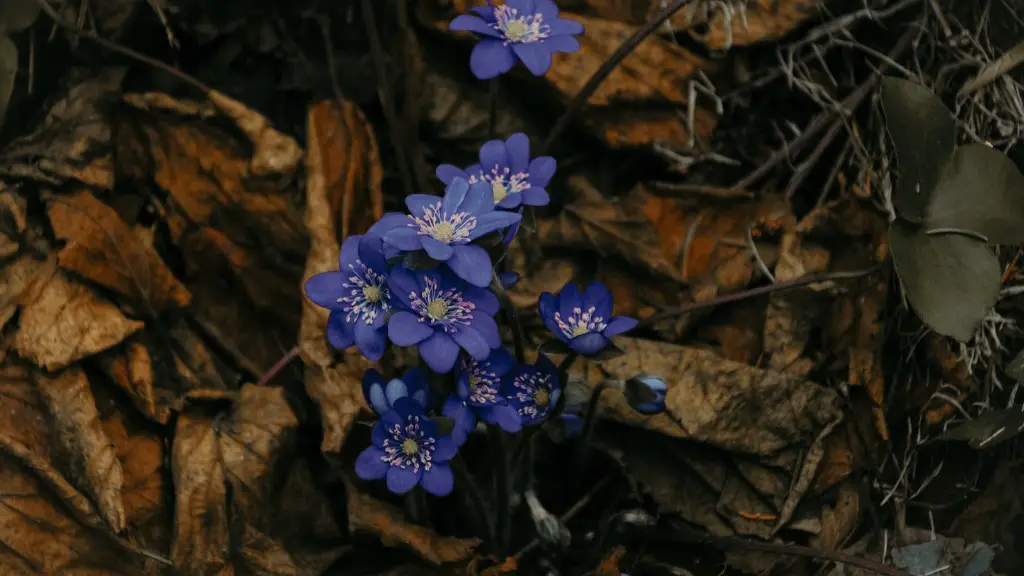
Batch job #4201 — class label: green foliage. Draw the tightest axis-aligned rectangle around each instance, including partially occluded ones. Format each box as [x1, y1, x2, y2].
[880, 76, 1024, 342]
[0, 0, 42, 130]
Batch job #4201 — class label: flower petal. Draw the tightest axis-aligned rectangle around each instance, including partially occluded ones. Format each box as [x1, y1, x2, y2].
[470, 39, 516, 79]
[304, 272, 346, 309]
[486, 348, 516, 375]
[420, 333, 461, 373]
[535, 352, 558, 378]
[543, 34, 580, 53]
[354, 447, 389, 480]
[467, 312, 501, 349]
[387, 266, 420, 308]
[421, 236, 455, 261]
[459, 179, 495, 217]
[505, 133, 530, 173]
[442, 177, 471, 214]
[386, 465, 422, 494]
[326, 310, 354, 350]
[478, 139, 509, 175]
[371, 418, 392, 446]
[522, 188, 549, 206]
[538, 292, 564, 340]
[548, 17, 584, 36]
[433, 435, 458, 461]
[451, 327, 491, 361]
[489, 404, 523, 433]
[582, 281, 613, 318]
[436, 164, 468, 184]
[421, 463, 454, 496]
[505, 0, 535, 12]
[569, 332, 609, 355]
[357, 235, 389, 273]
[449, 13, 501, 37]
[367, 212, 410, 237]
[443, 396, 475, 446]
[406, 194, 441, 216]
[354, 322, 386, 361]
[448, 245, 493, 287]
[363, 370, 388, 415]
[604, 315, 638, 337]
[497, 194, 523, 209]
[527, 156, 557, 187]
[512, 42, 553, 76]
[385, 377, 409, 408]
[339, 234, 361, 270]
[471, 210, 522, 238]
[498, 271, 520, 289]
[469, 5, 495, 19]
[465, 286, 500, 316]
[502, 218, 521, 246]
[558, 282, 581, 319]
[384, 226, 422, 251]
[388, 311, 434, 345]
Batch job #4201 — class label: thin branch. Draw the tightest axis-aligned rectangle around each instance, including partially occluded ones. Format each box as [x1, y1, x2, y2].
[539, 0, 697, 154]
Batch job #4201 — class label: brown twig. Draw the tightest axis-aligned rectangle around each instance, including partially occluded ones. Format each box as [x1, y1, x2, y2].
[663, 527, 909, 576]
[32, 0, 211, 93]
[639, 266, 881, 329]
[539, 0, 696, 155]
[361, 0, 416, 198]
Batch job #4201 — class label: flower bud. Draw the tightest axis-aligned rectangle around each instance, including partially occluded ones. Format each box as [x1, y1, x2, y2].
[624, 375, 667, 415]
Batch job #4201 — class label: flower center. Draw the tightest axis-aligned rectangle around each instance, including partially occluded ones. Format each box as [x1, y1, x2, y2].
[493, 5, 549, 44]
[534, 388, 550, 407]
[412, 201, 476, 245]
[426, 298, 449, 320]
[363, 285, 382, 303]
[468, 373, 479, 391]
[401, 438, 419, 456]
[480, 166, 531, 205]
[490, 179, 508, 203]
[339, 260, 390, 325]
[410, 277, 476, 332]
[554, 306, 608, 340]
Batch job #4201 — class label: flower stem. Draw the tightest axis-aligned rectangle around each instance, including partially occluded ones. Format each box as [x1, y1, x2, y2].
[570, 382, 611, 493]
[492, 273, 527, 364]
[255, 345, 300, 386]
[452, 455, 495, 546]
[488, 425, 511, 556]
[556, 351, 578, 385]
[487, 77, 500, 139]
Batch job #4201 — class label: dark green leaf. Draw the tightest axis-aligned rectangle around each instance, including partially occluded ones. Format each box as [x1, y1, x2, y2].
[934, 408, 1024, 449]
[880, 77, 956, 222]
[1008, 349, 1024, 381]
[923, 144, 1024, 244]
[889, 221, 1000, 342]
[0, 0, 40, 35]
[0, 35, 15, 131]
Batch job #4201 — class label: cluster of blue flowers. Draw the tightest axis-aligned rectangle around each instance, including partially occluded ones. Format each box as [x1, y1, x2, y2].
[306, 0, 656, 499]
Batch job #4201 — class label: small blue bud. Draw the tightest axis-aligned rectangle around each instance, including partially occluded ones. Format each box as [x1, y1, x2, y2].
[624, 375, 667, 415]
[498, 271, 520, 289]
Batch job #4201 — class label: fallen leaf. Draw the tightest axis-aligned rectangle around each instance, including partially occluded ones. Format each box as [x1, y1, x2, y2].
[15, 268, 144, 371]
[346, 480, 482, 565]
[0, 253, 52, 333]
[810, 480, 861, 551]
[675, 0, 822, 50]
[34, 366, 126, 533]
[303, 357, 374, 454]
[98, 339, 174, 424]
[206, 90, 303, 177]
[171, 384, 300, 573]
[271, 459, 349, 575]
[0, 186, 26, 259]
[951, 461, 1024, 572]
[47, 190, 192, 313]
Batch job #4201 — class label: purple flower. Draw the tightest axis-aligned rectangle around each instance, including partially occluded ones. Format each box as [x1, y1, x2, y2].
[355, 398, 458, 496]
[539, 282, 637, 355]
[503, 353, 561, 425]
[304, 234, 392, 361]
[624, 375, 667, 415]
[387, 265, 502, 373]
[375, 177, 521, 287]
[362, 368, 431, 416]
[449, 0, 584, 79]
[498, 271, 520, 288]
[436, 133, 555, 209]
[443, 349, 522, 445]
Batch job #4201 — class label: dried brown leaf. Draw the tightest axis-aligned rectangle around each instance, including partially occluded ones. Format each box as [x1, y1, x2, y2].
[48, 190, 192, 312]
[346, 480, 482, 565]
[0, 187, 26, 259]
[35, 366, 126, 533]
[171, 384, 299, 573]
[206, 90, 303, 177]
[0, 253, 52, 333]
[272, 459, 348, 575]
[303, 357, 373, 454]
[15, 269, 144, 371]
[98, 340, 173, 424]
[810, 479, 861, 552]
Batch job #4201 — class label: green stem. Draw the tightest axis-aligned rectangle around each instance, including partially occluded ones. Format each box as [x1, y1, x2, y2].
[557, 351, 578, 385]
[488, 425, 511, 556]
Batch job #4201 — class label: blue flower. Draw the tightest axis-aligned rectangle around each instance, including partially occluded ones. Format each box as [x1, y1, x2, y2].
[539, 281, 638, 355]
[375, 177, 521, 287]
[355, 398, 458, 496]
[443, 349, 522, 445]
[624, 375, 667, 415]
[387, 265, 502, 373]
[503, 353, 561, 425]
[497, 271, 520, 288]
[449, 0, 584, 79]
[304, 234, 392, 361]
[362, 368, 431, 416]
[436, 133, 555, 209]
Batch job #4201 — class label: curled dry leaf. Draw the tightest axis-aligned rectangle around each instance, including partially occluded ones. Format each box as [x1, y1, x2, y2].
[34, 366, 126, 533]
[0, 253, 52, 333]
[171, 384, 300, 574]
[0, 186, 26, 259]
[346, 480, 482, 565]
[206, 90, 303, 177]
[0, 67, 125, 188]
[47, 190, 192, 313]
[99, 339, 173, 424]
[299, 100, 383, 453]
[15, 268, 144, 371]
